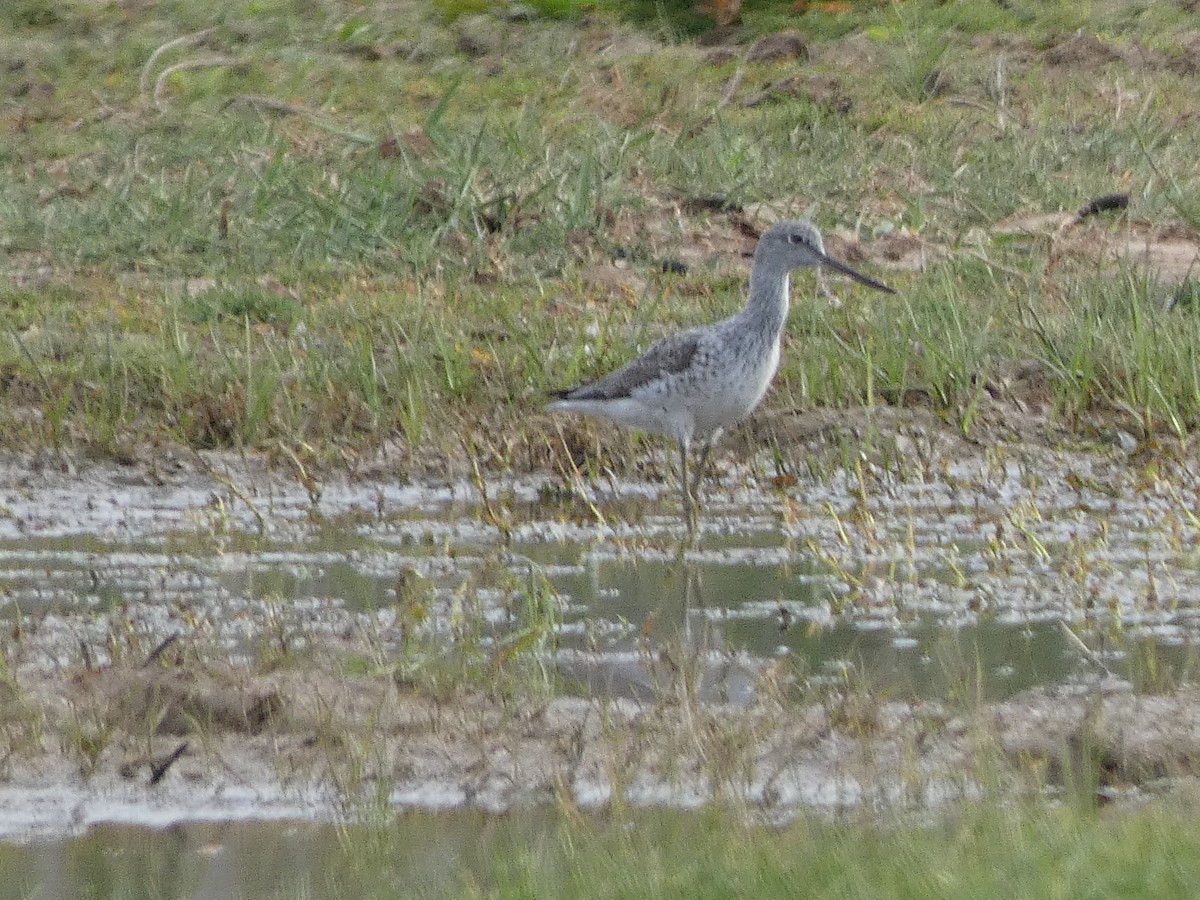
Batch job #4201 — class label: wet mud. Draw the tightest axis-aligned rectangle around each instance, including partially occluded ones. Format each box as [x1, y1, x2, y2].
[2, 406, 1200, 838]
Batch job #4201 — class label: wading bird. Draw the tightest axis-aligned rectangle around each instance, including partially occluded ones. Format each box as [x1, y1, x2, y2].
[548, 220, 895, 532]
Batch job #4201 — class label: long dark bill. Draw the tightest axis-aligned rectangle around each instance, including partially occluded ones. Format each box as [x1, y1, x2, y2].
[816, 251, 896, 294]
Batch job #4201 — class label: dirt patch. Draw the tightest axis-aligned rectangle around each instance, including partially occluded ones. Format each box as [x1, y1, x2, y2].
[1043, 32, 1122, 69]
[93, 665, 284, 737]
[991, 685, 1200, 786]
[1049, 219, 1200, 287]
[745, 31, 808, 64]
[969, 33, 1038, 67]
[580, 262, 648, 299]
[1167, 31, 1200, 75]
[1099, 223, 1200, 285]
[6, 651, 1200, 838]
[992, 207, 1200, 288]
[843, 229, 944, 273]
[811, 32, 884, 73]
[1038, 29, 1200, 78]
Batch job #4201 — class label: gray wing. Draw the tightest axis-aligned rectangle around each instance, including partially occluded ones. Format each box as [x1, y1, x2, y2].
[552, 329, 701, 401]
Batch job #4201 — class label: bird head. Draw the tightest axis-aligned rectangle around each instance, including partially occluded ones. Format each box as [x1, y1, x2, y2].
[759, 220, 895, 294]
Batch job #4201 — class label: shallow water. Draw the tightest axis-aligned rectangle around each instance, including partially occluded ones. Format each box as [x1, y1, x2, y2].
[0, 813, 550, 899]
[3, 449, 1200, 838]
[0, 526, 1076, 705]
[0, 483, 1193, 706]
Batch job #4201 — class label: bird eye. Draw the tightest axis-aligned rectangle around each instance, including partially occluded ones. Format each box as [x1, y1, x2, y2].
[787, 233, 801, 245]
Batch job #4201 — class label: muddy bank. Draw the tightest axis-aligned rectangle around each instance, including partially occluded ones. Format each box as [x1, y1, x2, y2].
[2, 406, 1200, 838]
[0, 400, 1174, 542]
[4, 656, 1200, 841]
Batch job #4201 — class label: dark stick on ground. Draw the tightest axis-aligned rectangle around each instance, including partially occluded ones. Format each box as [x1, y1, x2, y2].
[143, 633, 182, 667]
[149, 742, 189, 786]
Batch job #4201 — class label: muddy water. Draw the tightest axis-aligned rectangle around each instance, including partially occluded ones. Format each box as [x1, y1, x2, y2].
[2, 441, 1200, 841]
[0, 522, 1082, 705]
[0, 813, 551, 898]
[0, 472, 1193, 706]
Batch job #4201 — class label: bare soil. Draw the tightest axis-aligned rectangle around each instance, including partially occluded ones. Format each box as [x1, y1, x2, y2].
[6, 646, 1200, 838]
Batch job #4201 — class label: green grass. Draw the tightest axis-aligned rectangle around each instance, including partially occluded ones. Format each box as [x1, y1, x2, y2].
[1, 0, 1199, 470]
[5, 802, 1200, 898]
[452, 804, 1200, 899]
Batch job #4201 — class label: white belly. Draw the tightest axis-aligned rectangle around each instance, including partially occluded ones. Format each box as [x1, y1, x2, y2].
[689, 338, 781, 437]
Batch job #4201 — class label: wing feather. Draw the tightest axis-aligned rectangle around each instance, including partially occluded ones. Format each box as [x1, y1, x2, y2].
[551, 330, 701, 401]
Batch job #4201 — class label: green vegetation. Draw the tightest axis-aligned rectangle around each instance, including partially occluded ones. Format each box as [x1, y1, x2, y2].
[4, 802, 1200, 898]
[6, 4, 1200, 888]
[1, 0, 1198, 474]
[407, 803, 1200, 899]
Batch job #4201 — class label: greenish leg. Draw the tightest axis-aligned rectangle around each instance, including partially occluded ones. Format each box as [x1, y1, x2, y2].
[679, 440, 696, 535]
[689, 439, 714, 509]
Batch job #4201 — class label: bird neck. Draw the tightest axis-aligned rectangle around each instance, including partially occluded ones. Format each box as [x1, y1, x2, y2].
[738, 253, 790, 338]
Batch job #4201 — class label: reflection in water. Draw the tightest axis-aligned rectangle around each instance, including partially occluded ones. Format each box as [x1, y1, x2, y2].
[0, 499, 1194, 711]
[2, 813, 561, 900]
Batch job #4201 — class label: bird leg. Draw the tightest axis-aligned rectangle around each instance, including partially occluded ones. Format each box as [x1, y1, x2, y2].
[688, 438, 714, 509]
[678, 440, 696, 535]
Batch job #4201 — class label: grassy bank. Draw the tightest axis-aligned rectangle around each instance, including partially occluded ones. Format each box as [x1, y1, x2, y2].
[5, 801, 1200, 898]
[2, 0, 1199, 471]
[398, 802, 1200, 899]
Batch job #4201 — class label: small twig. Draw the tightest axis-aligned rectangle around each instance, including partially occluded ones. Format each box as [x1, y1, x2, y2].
[815, 268, 842, 308]
[226, 93, 310, 116]
[682, 62, 745, 139]
[463, 434, 511, 541]
[946, 97, 996, 115]
[740, 75, 798, 109]
[226, 95, 376, 144]
[143, 633, 182, 668]
[190, 450, 266, 533]
[1015, 292, 1067, 374]
[5, 325, 55, 400]
[277, 441, 321, 507]
[995, 54, 1007, 132]
[140, 28, 216, 93]
[149, 742, 189, 786]
[719, 64, 745, 107]
[961, 247, 1036, 282]
[819, 324, 890, 387]
[1059, 621, 1113, 677]
[154, 56, 246, 110]
[945, 94, 1028, 131]
[71, 93, 115, 130]
[552, 422, 607, 528]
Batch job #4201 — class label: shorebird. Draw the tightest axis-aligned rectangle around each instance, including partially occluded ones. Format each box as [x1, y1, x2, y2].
[548, 220, 895, 532]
